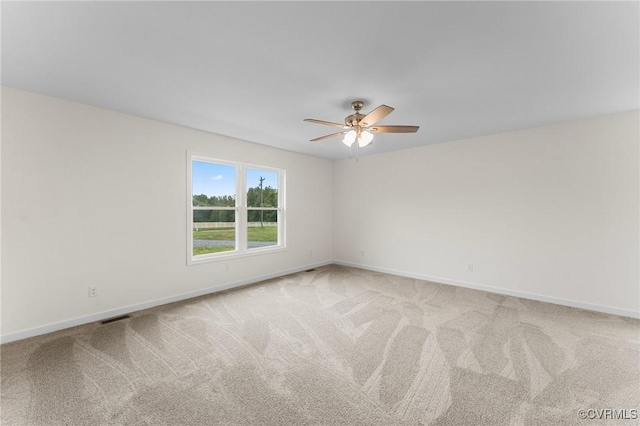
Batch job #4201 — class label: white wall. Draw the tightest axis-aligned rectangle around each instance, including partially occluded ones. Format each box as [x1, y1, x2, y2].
[2, 88, 638, 343]
[1, 87, 333, 340]
[333, 111, 640, 317]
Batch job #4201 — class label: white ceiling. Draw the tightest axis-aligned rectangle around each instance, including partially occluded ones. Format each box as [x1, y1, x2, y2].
[2, 1, 638, 160]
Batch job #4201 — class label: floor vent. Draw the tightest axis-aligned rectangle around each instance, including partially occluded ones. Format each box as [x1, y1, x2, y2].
[99, 315, 130, 325]
[305, 268, 316, 272]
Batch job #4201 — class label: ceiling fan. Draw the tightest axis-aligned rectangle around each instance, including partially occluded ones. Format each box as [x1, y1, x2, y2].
[304, 100, 419, 148]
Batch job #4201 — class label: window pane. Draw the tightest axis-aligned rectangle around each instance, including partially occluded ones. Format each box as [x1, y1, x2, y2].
[192, 161, 236, 207]
[246, 168, 278, 208]
[193, 210, 236, 256]
[247, 210, 278, 249]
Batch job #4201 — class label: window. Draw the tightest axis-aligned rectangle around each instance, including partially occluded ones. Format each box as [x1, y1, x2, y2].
[188, 155, 285, 264]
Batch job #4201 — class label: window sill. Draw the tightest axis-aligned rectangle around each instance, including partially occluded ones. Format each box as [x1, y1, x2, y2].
[187, 245, 288, 266]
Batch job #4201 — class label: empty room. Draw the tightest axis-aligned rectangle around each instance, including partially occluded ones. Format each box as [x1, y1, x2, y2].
[1, 2, 638, 425]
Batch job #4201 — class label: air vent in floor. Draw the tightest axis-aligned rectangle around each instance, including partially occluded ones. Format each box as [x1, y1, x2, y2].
[99, 315, 130, 325]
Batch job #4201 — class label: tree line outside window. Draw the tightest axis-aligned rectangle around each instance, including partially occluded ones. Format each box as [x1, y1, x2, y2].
[192, 185, 278, 223]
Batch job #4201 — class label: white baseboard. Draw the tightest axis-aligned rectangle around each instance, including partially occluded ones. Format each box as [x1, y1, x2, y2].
[0, 260, 332, 344]
[333, 260, 640, 320]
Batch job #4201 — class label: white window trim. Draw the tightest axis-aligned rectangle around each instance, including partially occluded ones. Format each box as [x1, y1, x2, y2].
[187, 153, 287, 265]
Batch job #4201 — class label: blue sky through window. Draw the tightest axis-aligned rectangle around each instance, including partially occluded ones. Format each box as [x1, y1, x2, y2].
[192, 161, 236, 197]
[247, 168, 278, 191]
[192, 162, 279, 197]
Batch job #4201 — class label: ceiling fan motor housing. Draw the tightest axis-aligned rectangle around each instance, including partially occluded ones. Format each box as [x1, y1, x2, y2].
[345, 101, 365, 127]
[345, 113, 364, 127]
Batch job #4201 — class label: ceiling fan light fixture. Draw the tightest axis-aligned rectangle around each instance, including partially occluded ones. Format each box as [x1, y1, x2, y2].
[342, 129, 357, 146]
[357, 130, 374, 147]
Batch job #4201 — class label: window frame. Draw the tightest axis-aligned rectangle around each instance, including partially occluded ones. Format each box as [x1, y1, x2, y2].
[187, 154, 286, 265]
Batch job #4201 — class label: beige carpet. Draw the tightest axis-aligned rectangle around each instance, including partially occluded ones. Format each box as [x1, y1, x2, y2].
[1, 265, 639, 425]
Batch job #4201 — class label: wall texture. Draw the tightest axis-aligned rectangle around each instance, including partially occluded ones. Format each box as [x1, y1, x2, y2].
[333, 111, 639, 317]
[1, 87, 334, 340]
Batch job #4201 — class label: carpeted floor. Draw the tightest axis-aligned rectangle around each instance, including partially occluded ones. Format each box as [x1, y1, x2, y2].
[1, 265, 639, 425]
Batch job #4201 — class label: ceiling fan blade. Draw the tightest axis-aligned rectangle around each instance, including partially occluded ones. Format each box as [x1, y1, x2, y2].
[303, 118, 346, 129]
[369, 125, 419, 133]
[360, 105, 394, 127]
[310, 131, 346, 142]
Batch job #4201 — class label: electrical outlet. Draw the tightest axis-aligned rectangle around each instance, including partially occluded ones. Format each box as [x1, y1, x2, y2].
[224, 263, 230, 271]
[309, 249, 313, 258]
[468, 264, 474, 272]
[360, 250, 365, 257]
[88, 286, 98, 298]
